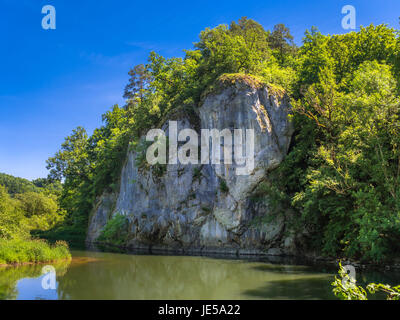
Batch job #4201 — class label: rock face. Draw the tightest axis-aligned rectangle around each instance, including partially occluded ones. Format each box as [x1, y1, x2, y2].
[87, 79, 295, 255]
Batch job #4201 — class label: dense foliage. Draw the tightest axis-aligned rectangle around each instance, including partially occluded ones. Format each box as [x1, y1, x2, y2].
[268, 25, 400, 262]
[0, 172, 38, 195]
[97, 214, 129, 246]
[44, 17, 400, 262]
[0, 177, 65, 239]
[0, 175, 70, 264]
[0, 239, 70, 265]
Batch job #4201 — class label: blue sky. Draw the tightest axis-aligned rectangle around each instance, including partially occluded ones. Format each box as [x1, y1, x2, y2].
[1, 0, 399, 180]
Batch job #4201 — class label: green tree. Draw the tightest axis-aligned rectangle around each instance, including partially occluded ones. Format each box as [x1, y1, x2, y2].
[195, 17, 271, 79]
[47, 126, 90, 183]
[276, 60, 400, 261]
[15, 192, 65, 231]
[0, 173, 39, 195]
[46, 127, 91, 231]
[0, 185, 28, 240]
[123, 64, 151, 103]
[268, 23, 296, 64]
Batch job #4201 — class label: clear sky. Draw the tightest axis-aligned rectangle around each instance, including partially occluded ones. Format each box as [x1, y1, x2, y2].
[1, 0, 399, 180]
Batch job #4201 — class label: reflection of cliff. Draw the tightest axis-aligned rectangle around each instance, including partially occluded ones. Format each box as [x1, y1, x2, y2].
[0, 260, 70, 300]
[87, 79, 296, 255]
[56, 253, 330, 300]
[58, 255, 241, 299]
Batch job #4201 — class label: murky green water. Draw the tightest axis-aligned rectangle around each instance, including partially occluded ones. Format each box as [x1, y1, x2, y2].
[1, 250, 399, 300]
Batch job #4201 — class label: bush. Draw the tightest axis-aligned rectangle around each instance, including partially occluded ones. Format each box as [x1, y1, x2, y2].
[219, 178, 229, 193]
[332, 262, 400, 300]
[97, 213, 129, 246]
[0, 238, 71, 265]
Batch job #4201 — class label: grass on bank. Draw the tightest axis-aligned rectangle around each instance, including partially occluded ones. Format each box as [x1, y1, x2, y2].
[0, 238, 71, 265]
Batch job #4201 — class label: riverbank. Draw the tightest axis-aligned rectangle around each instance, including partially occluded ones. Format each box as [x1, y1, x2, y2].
[0, 239, 71, 266]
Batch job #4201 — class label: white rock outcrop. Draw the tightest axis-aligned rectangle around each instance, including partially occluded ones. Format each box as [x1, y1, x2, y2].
[87, 79, 295, 255]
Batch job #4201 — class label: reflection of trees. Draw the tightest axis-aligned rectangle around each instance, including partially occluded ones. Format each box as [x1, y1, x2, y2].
[0, 265, 40, 299]
[0, 260, 70, 300]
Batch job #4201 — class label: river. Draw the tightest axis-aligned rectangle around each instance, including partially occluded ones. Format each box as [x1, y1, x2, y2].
[1, 250, 399, 300]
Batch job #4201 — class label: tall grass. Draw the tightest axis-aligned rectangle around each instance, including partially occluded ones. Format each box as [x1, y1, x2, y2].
[0, 239, 71, 265]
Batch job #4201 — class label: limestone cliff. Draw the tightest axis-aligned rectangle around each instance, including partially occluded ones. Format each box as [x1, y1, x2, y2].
[87, 78, 296, 255]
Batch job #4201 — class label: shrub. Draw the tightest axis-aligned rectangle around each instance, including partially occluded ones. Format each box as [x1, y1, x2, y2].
[219, 178, 229, 193]
[332, 262, 400, 300]
[97, 213, 129, 246]
[0, 238, 71, 265]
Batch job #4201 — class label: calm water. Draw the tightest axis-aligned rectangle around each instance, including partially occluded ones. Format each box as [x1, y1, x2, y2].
[1, 250, 399, 300]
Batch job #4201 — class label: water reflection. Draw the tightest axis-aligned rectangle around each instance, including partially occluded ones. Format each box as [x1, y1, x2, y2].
[0, 250, 399, 300]
[0, 260, 70, 300]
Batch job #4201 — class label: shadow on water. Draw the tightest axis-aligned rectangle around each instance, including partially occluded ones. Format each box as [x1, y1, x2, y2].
[237, 261, 336, 300]
[243, 277, 335, 300]
[242, 261, 400, 300]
